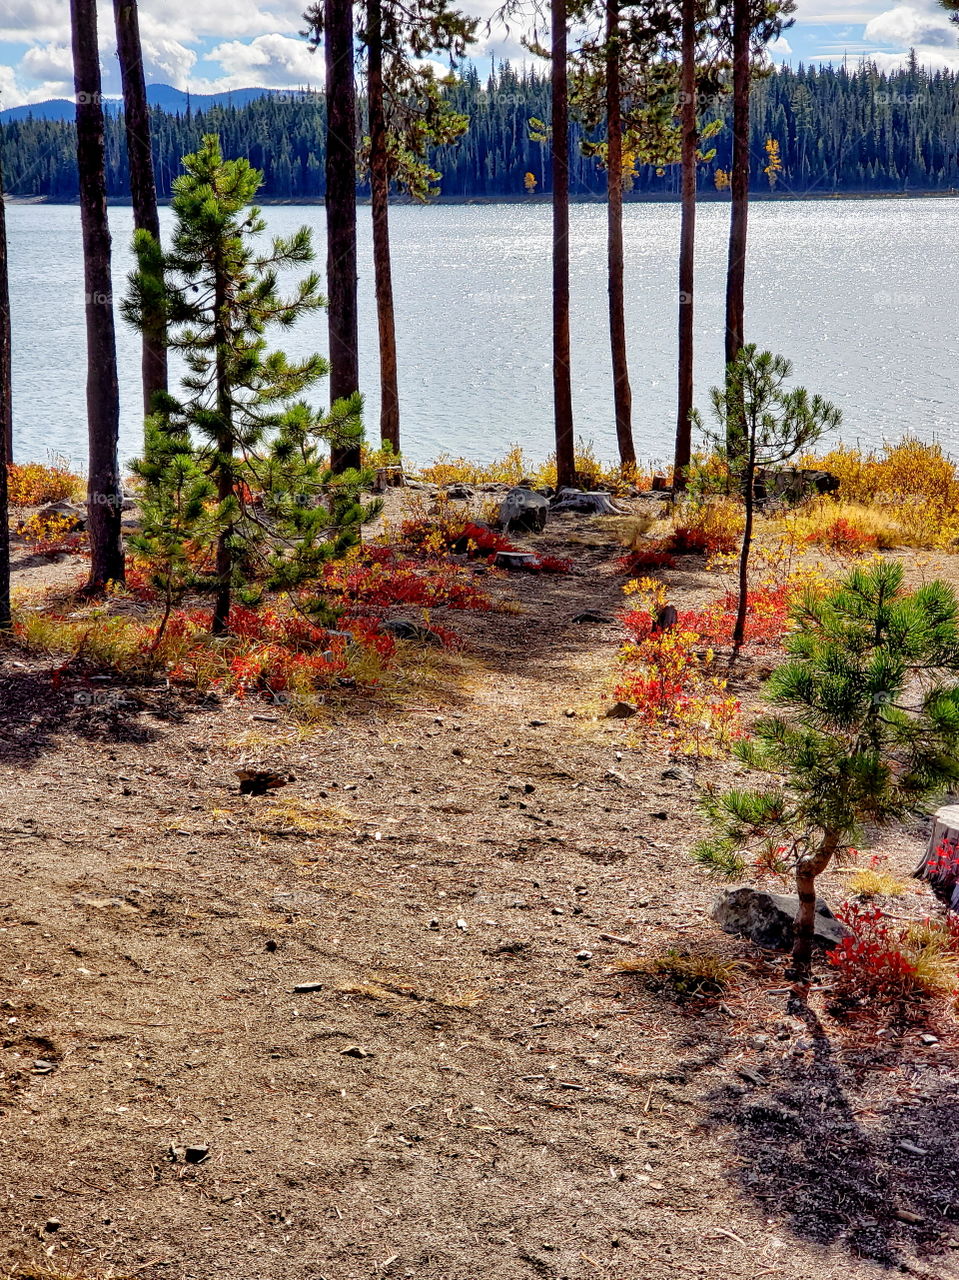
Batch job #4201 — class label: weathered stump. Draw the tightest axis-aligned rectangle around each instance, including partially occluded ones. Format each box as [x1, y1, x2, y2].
[549, 488, 627, 516]
[499, 487, 549, 533]
[372, 466, 405, 493]
[913, 804, 959, 908]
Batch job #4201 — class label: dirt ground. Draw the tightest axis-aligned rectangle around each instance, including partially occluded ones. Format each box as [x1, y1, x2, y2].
[2, 504, 959, 1280]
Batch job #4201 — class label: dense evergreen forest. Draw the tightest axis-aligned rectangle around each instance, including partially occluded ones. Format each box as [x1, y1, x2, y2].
[2, 57, 958, 201]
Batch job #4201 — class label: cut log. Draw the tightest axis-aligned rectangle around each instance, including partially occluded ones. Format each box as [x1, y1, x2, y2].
[913, 804, 959, 908]
[549, 488, 628, 516]
[372, 465, 404, 493]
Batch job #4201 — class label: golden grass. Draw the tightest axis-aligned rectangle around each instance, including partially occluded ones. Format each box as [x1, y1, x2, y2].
[846, 868, 910, 898]
[613, 948, 744, 997]
[258, 795, 354, 835]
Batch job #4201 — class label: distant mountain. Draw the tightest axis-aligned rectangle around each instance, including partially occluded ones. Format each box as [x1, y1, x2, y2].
[0, 83, 298, 123]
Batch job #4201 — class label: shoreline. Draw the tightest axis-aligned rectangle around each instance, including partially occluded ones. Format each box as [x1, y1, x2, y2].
[7, 189, 959, 207]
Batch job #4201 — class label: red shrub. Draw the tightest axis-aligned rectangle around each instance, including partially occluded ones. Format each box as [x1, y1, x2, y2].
[806, 517, 877, 553]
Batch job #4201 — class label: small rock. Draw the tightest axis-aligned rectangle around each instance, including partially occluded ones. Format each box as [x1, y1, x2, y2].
[264, 939, 278, 952]
[576, 950, 593, 961]
[921, 1033, 939, 1045]
[572, 611, 611, 624]
[428, 918, 440, 929]
[44, 1219, 61, 1234]
[33, 1059, 56, 1073]
[341, 1045, 374, 1059]
[662, 766, 694, 783]
[605, 701, 637, 720]
[292, 982, 323, 993]
[184, 1144, 209, 1164]
[456, 918, 468, 931]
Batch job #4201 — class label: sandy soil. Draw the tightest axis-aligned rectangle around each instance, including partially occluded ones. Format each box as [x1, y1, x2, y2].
[2, 507, 958, 1280]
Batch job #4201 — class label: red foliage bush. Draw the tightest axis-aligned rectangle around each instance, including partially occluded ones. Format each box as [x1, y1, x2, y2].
[828, 903, 926, 1005]
[806, 517, 878, 553]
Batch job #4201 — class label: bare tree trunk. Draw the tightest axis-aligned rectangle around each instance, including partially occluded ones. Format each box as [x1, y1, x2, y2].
[113, 0, 167, 417]
[605, 0, 634, 472]
[211, 261, 233, 635]
[325, 0, 361, 473]
[72, 0, 125, 591]
[0, 144, 9, 628]
[793, 834, 839, 976]
[367, 0, 400, 454]
[724, 0, 749, 437]
[731, 427, 754, 655]
[673, 0, 697, 491]
[551, 0, 575, 490]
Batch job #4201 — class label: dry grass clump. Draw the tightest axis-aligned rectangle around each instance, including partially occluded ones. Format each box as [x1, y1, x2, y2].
[416, 442, 650, 495]
[613, 947, 744, 998]
[846, 868, 910, 898]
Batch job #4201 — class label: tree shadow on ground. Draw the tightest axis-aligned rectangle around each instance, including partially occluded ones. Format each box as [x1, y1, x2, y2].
[713, 1001, 959, 1269]
[0, 659, 219, 766]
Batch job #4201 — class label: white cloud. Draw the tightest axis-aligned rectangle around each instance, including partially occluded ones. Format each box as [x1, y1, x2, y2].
[864, 1, 958, 46]
[197, 32, 323, 91]
[769, 34, 794, 53]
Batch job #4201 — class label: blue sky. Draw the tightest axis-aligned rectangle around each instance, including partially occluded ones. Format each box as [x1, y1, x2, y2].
[0, 0, 957, 109]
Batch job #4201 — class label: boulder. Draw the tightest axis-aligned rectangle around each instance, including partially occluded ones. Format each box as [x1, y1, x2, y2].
[499, 487, 549, 534]
[754, 467, 840, 507]
[37, 500, 85, 530]
[711, 886, 851, 951]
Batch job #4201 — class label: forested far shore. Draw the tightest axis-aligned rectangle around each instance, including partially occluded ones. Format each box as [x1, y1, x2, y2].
[4, 57, 959, 201]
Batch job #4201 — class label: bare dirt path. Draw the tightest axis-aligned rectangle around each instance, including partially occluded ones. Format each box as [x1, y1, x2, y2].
[1, 527, 956, 1280]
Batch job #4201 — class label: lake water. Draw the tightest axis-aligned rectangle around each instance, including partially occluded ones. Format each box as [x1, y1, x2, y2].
[6, 198, 958, 471]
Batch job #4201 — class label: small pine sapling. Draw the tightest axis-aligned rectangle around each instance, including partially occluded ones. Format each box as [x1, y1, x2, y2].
[692, 346, 841, 655]
[693, 559, 959, 975]
[123, 134, 380, 633]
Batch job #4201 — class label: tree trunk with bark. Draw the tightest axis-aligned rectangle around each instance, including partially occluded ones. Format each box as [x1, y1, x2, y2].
[0, 144, 9, 628]
[604, 0, 634, 471]
[551, 0, 575, 490]
[673, 0, 697, 491]
[367, 0, 400, 454]
[324, 0, 361, 472]
[113, 0, 167, 417]
[0, 139, 12, 467]
[793, 834, 838, 976]
[724, 0, 749, 417]
[72, 0, 125, 590]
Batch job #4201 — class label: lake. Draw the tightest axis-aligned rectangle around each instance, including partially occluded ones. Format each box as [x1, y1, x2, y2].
[5, 198, 957, 471]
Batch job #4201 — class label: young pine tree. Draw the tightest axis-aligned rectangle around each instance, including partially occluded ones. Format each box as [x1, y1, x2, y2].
[693, 345, 841, 655]
[694, 559, 959, 975]
[123, 135, 378, 635]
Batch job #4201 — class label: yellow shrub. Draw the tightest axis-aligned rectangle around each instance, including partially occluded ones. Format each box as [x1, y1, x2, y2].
[846, 868, 910, 897]
[801, 438, 959, 549]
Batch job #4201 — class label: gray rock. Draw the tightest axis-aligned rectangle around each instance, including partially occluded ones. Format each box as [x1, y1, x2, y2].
[605, 701, 637, 719]
[184, 1144, 209, 1164]
[499, 487, 549, 534]
[292, 982, 323, 993]
[711, 886, 851, 951]
[380, 619, 443, 646]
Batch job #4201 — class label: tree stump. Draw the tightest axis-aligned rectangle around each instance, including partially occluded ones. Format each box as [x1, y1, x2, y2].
[372, 466, 404, 493]
[549, 489, 627, 516]
[913, 804, 959, 908]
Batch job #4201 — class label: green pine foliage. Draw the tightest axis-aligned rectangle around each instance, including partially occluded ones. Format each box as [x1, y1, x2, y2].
[123, 134, 380, 633]
[694, 559, 959, 968]
[5, 60, 959, 199]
